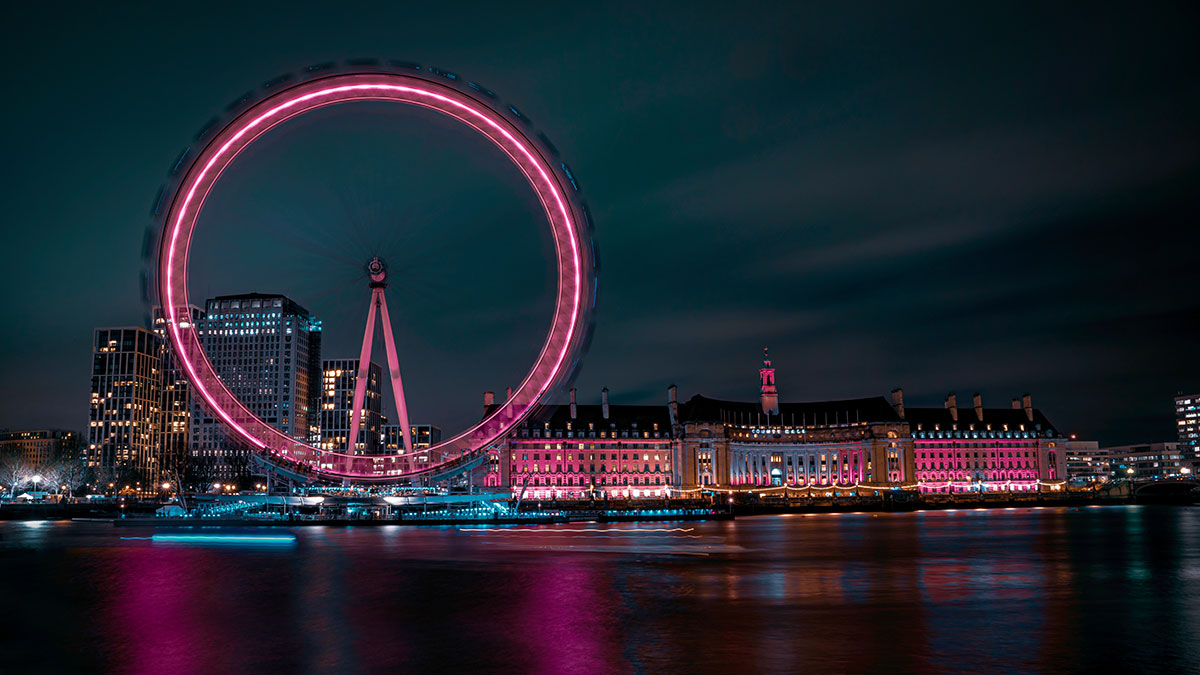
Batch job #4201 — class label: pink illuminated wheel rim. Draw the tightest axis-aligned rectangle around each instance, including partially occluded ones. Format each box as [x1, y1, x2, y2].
[155, 68, 596, 484]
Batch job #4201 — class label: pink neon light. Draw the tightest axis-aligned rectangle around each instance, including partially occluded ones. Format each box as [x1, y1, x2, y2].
[159, 73, 589, 481]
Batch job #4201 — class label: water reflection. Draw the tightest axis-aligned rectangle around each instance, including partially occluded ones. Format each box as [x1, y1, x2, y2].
[1, 506, 1198, 673]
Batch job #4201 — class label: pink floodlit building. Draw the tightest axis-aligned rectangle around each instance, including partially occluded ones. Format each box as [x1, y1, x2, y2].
[484, 387, 676, 500]
[904, 392, 1067, 493]
[478, 352, 1068, 496]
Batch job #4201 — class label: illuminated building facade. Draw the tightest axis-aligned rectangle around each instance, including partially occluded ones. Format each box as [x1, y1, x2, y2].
[87, 327, 164, 493]
[380, 423, 441, 470]
[1176, 394, 1200, 472]
[1104, 442, 1190, 481]
[489, 388, 676, 500]
[319, 359, 383, 454]
[1064, 440, 1107, 483]
[482, 353, 1071, 497]
[676, 392, 913, 489]
[905, 392, 1067, 492]
[382, 424, 441, 451]
[153, 305, 204, 484]
[190, 293, 322, 483]
[673, 350, 913, 491]
[0, 430, 80, 466]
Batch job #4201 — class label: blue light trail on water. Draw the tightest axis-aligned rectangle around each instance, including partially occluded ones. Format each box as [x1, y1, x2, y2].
[120, 534, 298, 546]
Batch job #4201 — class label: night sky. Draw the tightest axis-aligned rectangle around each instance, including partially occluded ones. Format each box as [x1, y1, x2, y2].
[2, 2, 1197, 444]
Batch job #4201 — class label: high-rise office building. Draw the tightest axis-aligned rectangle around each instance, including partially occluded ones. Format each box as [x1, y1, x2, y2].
[153, 305, 204, 485]
[190, 293, 321, 485]
[1175, 394, 1200, 472]
[87, 327, 164, 494]
[319, 359, 383, 454]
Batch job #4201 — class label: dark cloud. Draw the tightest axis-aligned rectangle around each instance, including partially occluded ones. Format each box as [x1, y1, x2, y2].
[1, 1, 1197, 444]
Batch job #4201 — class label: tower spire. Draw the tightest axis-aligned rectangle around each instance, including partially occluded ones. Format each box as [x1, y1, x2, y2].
[760, 347, 779, 416]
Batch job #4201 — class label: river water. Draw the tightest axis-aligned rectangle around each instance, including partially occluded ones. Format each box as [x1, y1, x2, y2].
[1, 505, 1197, 673]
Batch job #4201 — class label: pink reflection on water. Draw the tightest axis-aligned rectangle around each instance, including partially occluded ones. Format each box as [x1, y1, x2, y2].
[107, 545, 221, 675]
[506, 556, 627, 673]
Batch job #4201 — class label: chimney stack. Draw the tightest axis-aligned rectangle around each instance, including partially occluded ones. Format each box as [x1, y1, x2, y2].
[601, 387, 610, 420]
[945, 392, 958, 422]
[1022, 393, 1033, 422]
[973, 393, 983, 421]
[668, 384, 679, 426]
[1011, 398, 1020, 410]
[569, 388, 577, 419]
[483, 391, 494, 407]
[890, 388, 905, 419]
[506, 386, 513, 402]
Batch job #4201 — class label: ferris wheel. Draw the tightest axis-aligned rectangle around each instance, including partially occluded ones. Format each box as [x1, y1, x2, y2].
[150, 63, 597, 485]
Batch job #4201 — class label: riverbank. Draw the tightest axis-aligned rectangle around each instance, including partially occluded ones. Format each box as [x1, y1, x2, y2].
[2, 490, 1193, 523]
[102, 508, 733, 527]
[729, 493, 1149, 516]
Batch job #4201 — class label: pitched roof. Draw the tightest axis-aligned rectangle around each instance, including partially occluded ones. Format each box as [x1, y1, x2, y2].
[903, 406, 1059, 435]
[678, 394, 901, 425]
[485, 403, 672, 429]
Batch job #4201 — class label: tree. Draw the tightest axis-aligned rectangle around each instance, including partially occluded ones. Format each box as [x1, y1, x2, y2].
[36, 464, 61, 494]
[92, 463, 118, 496]
[0, 456, 32, 498]
[53, 461, 91, 498]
